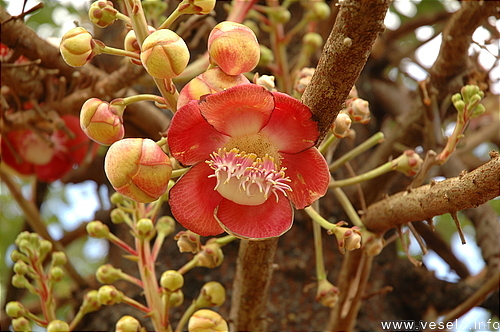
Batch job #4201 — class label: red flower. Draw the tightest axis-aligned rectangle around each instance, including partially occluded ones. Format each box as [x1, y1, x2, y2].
[167, 84, 330, 239]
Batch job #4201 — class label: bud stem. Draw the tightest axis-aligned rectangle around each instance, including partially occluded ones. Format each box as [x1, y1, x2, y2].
[311, 202, 327, 281]
[331, 187, 365, 228]
[116, 12, 132, 24]
[329, 160, 394, 188]
[175, 301, 199, 332]
[329, 131, 385, 172]
[158, 6, 182, 30]
[319, 133, 338, 155]
[99, 45, 141, 60]
[107, 232, 138, 256]
[304, 205, 337, 233]
[122, 94, 166, 106]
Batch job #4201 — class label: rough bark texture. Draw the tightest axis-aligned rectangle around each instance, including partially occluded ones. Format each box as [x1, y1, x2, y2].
[302, 0, 391, 140]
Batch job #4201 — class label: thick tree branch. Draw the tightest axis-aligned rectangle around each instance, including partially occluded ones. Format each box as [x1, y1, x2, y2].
[302, 0, 391, 140]
[362, 151, 500, 234]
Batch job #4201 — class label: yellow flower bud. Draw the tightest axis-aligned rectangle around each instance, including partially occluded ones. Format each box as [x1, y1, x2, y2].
[98, 285, 123, 305]
[195, 281, 226, 307]
[46, 320, 70, 332]
[178, 0, 216, 15]
[116, 315, 141, 332]
[124, 26, 156, 65]
[315, 279, 339, 308]
[11, 317, 31, 332]
[140, 29, 190, 79]
[160, 270, 184, 291]
[60, 27, 95, 67]
[5, 301, 26, 318]
[188, 309, 229, 332]
[89, 1, 118, 28]
[86, 220, 110, 238]
[80, 98, 125, 146]
[105, 138, 172, 203]
[208, 21, 260, 75]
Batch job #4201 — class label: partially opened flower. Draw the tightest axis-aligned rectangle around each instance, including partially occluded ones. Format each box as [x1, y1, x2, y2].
[167, 84, 330, 239]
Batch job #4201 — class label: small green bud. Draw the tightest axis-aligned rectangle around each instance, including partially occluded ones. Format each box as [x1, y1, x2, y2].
[116, 315, 141, 332]
[110, 192, 125, 205]
[461, 84, 481, 103]
[11, 317, 31, 332]
[39, 239, 53, 260]
[156, 216, 176, 236]
[136, 218, 156, 240]
[188, 309, 229, 332]
[98, 285, 123, 305]
[12, 274, 30, 289]
[272, 7, 291, 24]
[160, 270, 184, 291]
[80, 290, 102, 314]
[196, 240, 224, 269]
[467, 94, 482, 111]
[258, 44, 274, 68]
[453, 99, 466, 113]
[86, 221, 110, 238]
[96, 264, 122, 284]
[315, 279, 339, 308]
[169, 289, 184, 307]
[470, 103, 486, 118]
[11, 250, 28, 263]
[303, 32, 323, 49]
[451, 93, 462, 104]
[195, 281, 226, 307]
[110, 208, 127, 224]
[5, 301, 26, 318]
[46, 320, 70, 332]
[51, 251, 67, 266]
[308, 1, 331, 21]
[13, 261, 29, 275]
[49, 266, 64, 283]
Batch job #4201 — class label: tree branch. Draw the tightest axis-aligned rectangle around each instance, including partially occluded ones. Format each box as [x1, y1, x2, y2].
[362, 151, 500, 234]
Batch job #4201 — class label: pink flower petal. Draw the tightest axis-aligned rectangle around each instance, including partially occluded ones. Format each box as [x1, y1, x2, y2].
[280, 148, 330, 209]
[199, 84, 275, 137]
[260, 91, 319, 154]
[169, 162, 224, 236]
[168, 101, 229, 165]
[215, 193, 293, 239]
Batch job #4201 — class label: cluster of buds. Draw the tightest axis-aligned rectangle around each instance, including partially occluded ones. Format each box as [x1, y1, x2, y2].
[452, 84, 486, 119]
[6, 232, 73, 328]
[331, 222, 362, 254]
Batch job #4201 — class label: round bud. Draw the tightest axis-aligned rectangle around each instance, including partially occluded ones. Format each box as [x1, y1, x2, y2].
[11, 317, 31, 332]
[178, 0, 216, 15]
[49, 266, 65, 283]
[13, 261, 29, 275]
[51, 251, 67, 266]
[47, 320, 70, 332]
[80, 98, 125, 146]
[160, 270, 184, 291]
[5, 301, 26, 318]
[188, 309, 229, 332]
[195, 281, 226, 307]
[60, 27, 95, 67]
[98, 285, 123, 305]
[86, 220, 110, 238]
[136, 218, 156, 240]
[116, 315, 141, 332]
[89, 1, 118, 28]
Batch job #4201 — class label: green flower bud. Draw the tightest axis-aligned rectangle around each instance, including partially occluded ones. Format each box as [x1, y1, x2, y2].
[104, 138, 172, 203]
[174, 230, 202, 254]
[116, 315, 141, 332]
[13, 261, 29, 275]
[178, 0, 216, 15]
[49, 266, 64, 283]
[160, 270, 184, 291]
[303, 32, 323, 49]
[11, 317, 31, 332]
[208, 21, 260, 75]
[11, 250, 28, 264]
[315, 279, 339, 308]
[272, 7, 291, 24]
[46, 320, 70, 332]
[308, 1, 331, 21]
[169, 289, 184, 307]
[140, 29, 190, 79]
[110, 208, 127, 224]
[51, 251, 67, 267]
[89, 1, 118, 28]
[156, 216, 176, 236]
[98, 285, 123, 305]
[5, 301, 26, 318]
[461, 84, 482, 103]
[188, 309, 228, 332]
[392, 149, 423, 177]
[470, 103, 486, 118]
[60, 27, 96, 67]
[110, 192, 126, 205]
[258, 44, 274, 68]
[195, 281, 226, 307]
[453, 99, 466, 114]
[39, 239, 53, 261]
[12, 274, 30, 289]
[451, 92, 462, 104]
[80, 290, 102, 314]
[86, 220, 110, 238]
[80, 97, 125, 146]
[196, 240, 224, 269]
[136, 218, 156, 240]
[96, 264, 122, 284]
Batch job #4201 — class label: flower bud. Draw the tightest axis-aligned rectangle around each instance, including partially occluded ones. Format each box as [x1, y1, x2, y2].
[178, 0, 216, 15]
[331, 113, 352, 138]
[89, 1, 118, 28]
[303, 32, 323, 50]
[11, 250, 28, 264]
[177, 67, 249, 108]
[195, 281, 226, 307]
[116, 315, 141, 332]
[39, 239, 53, 261]
[80, 98, 125, 146]
[11, 317, 31, 332]
[12, 274, 30, 289]
[96, 264, 122, 284]
[110, 192, 126, 205]
[208, 21, 260, 75]
[294, 67, 315, 94]
[188, 309, 229, 332]
[124, 26, 157, 65]
[333, 224, 362, 254]
[174, 230, 202, 254]
[169, 289, 184, 307]
[80, 290, 102, 314]
[470, 103, 485, 118]
[46, 320, 70, 332]
[60, 27, 96, 67]
[258, 44, 274, 68]
[49, 266, 64, 283]
[271, 7, 291, 24]
[453, 99, 466, 114]
[111, 208, 127, 224]
[361, 229, 385, 256]
[156, 216, 176, 237]
[461, 84, 483, 103]
[51, 251, 67, 267]
[105, 138, 172, 203]
[98, 285, 123, 305]
[140, 29, 190, 79]
[197, 240, 224, 269]
[308, 1, 331, 21]
[136, 218, 156, 240]
[253, 74, 276, 91]
[160, 270, 184, 291]
[5, 301, 26, 318]
[392, 150, 423, 177]
[13, 261, 29, 275]
[346, 98, 370, 124]
[87, 220, 110, 238]
[315, 279, 339, 308]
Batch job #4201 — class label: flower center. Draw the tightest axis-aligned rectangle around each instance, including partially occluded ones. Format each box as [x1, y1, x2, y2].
[207, 148, 292, 206]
